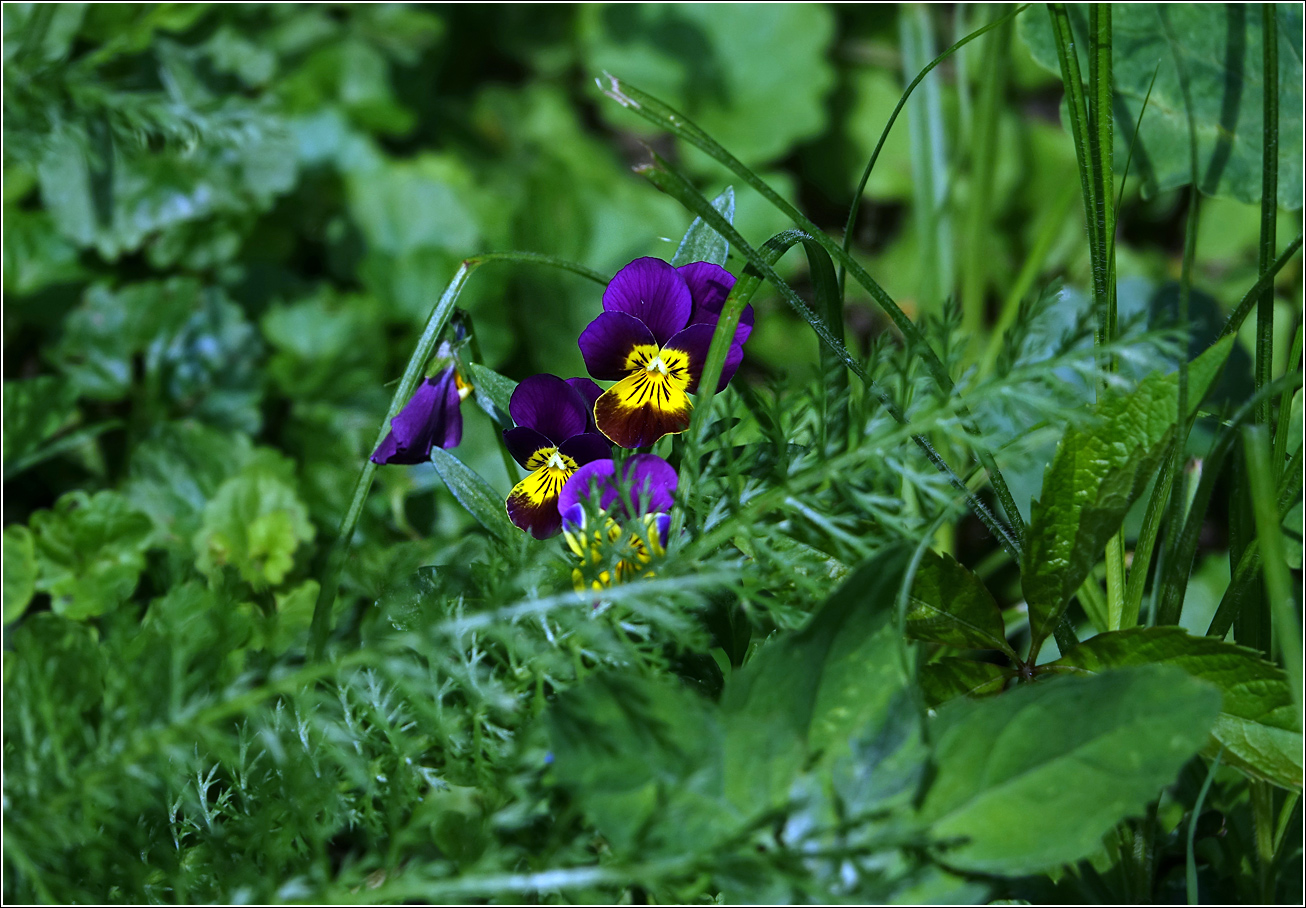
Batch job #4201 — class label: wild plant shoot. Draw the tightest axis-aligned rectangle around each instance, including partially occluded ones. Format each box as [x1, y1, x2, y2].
[2, 4, 1302, 904]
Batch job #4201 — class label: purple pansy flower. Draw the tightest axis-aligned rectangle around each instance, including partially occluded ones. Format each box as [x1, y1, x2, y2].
[504, 374, 612, 539]
[559, 454, 678, 590]
[371, 366, 471, 465]
[578, 257, 752, 449]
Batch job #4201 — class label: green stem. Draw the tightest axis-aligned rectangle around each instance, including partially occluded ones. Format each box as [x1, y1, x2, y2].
[1256, 3, 1280, 433]
[1272, 325, 1302, 473]
[1186, 750, 1222, 905]
[1220, 236, 1303, 338]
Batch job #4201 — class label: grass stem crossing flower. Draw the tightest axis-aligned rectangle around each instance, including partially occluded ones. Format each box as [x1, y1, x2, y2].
[370, 367, 471, 465]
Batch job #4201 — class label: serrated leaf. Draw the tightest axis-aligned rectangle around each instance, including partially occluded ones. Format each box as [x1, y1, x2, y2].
[464, 362, 516, 430]
[1024, 337, 1234, 647]
[919, 665, 1220, 875]
[3, 525, 37, 624]
[1018, 4, 1303, 208]
[719, 546, 911, 813]
[430, 447, 517, 543]
[907, 550, 1013, 654]
[1056, 626, 1302, 791]
[671, 185, 734, 267]
[919, 659, 1013, 708]
[30, 490, 154, 620]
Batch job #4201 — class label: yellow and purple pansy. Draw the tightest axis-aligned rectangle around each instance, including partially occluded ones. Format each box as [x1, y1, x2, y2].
[558, 454, 677, 589]
[503, 374, 612, 539]
[370, 366, 471, 465]
[579, 257, 752, 449]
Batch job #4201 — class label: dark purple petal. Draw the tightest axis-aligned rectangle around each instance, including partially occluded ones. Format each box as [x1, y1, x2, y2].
[681, 262, 752, 347]
[508, 373, 590, 443]
[370, 371, 463, 465]
[558, 454, 677, 520]
[503, 426, 553, 468]
[603, 257, 691, 346]
[578, 312, 658, 382]
[718, 341, 746, 390]
[654, 513, 671, 549]
[558, 431, 612, 467]
[660, 323, 718, 394]
[566, 377, 604, 430]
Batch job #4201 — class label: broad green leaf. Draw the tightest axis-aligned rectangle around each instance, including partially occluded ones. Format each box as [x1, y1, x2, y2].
[544, 672, 731, 857]
[581, 5, 835, 168]
[261, 291, 387, 400]
[2, 375, 78, 472]
[3, 525, 37, 624]
[1055, 626, 1301, 791]
[670, 185, 734, 267]
[919, 658, 1013, 708]
[906, 549, 1013, 655]
[1018, 4, 1303, 208]
[252, 580, 321, 656]
[1023, 336, 1234, 648]
[193, 452, 316, 589]
[830, 687, 929, 818]
[30, 490, 154, 620]
[430, 447, 517, 543]
[719, 546, 910, 813]
[919, 665, 1220, 875]
[464, 362, 516, 431]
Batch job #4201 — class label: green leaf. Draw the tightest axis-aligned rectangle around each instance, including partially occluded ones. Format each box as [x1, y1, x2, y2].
[919, 665, 1221, 876]
[1023, 336, 1234, 648]
[252, 580, 321, 656]
[581, 5, 835, 168]
[906, 550, 1014, 655]
[2, 375, 78, 471]
[3, 525, 37, 624]
[430, 447, 517, 544]
[1055, 626, 1301, 791]
[544, 672, 730, 857]
[1018, 4, 1303, 208]
[919, 659, 1013, 708]
[30, 490, 154, 620]
[719, 546, 911, 813]
[193, 452, 316, 589]
[670, 185, 733, 267]
[464, 362, 516, 431]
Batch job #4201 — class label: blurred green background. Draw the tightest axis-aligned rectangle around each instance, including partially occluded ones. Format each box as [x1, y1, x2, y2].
[4, 2, 1300, 572]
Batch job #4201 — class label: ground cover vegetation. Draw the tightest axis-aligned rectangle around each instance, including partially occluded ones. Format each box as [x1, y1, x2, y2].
[2, 3, 1303, 903]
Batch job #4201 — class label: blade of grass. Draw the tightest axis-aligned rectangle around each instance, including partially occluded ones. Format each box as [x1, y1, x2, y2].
[1244, 424, 1303, 717]
[603, 74, 1029, 552]
[1124, 440, 1177, 629]
[841, 5, 1027, 300]
[1207, 446, 1301, 638]
[1186, 750, 1222, 905]
[1155, 373, 1301, 626]
[1257, 2, 1280, 435]
[1220, 236, 1304, 339]
[639, 160, 1024, 561]
[307, 252, 607, 661]
[1272, 324, 1302, 476]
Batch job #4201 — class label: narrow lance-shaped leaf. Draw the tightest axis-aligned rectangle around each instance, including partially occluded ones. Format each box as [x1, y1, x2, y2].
[1053, 626, 1302, 791]
[1023, 335, 1234, 651]
[919, 665, 1221, 875]
[670, 185, 733, 267]
[430, 448, 517, 544]
[465, 362, 516, 431]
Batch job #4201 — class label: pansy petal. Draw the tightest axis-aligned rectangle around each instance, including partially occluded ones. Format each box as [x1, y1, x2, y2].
[578, 312, 658, 382]
[508, 373, 589, 443]
[603, 257, 692, 346]
[503, 426, 553, 468]
[506, 466, 571, 539]
[558, 431, 612, 467]
[594, 372, 693, 449]
[621, 453, 678, 515]
[682, 262, 753, 347]
[660, 323, 718, 394]
[558, 459, 618, 518]
[718, 341, 746, 390]
[566, 377, 604, 429]
[654, 513, 672, 550]
[370, 371, 463, 465]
